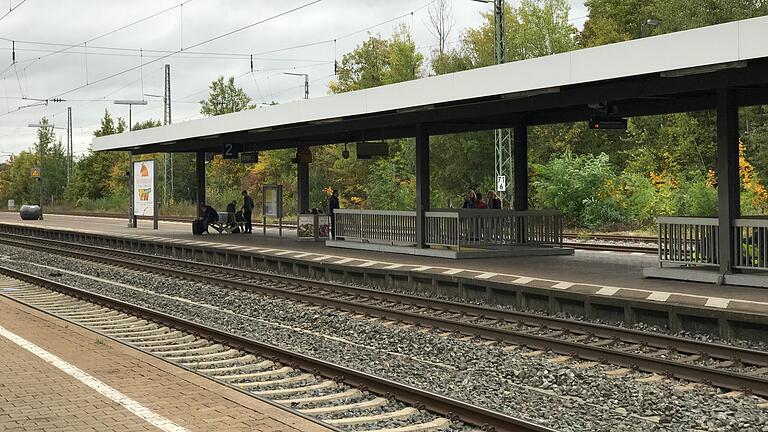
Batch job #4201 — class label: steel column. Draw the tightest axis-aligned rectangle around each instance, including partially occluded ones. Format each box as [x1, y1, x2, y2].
[297, 149, 310, 214]
[513, 125, 528, 243]
[415, 125, 430, 249]
[716, 88, 739, 275]
[513, 125, 528, 211]
[196, 151, 206, 218]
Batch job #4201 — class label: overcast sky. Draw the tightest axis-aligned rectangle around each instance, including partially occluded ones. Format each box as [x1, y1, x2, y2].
[0, 0, 588, 161]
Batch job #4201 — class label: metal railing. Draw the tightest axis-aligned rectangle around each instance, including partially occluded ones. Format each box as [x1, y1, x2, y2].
[658, 216, 768, 271]
[734, 218, 768, 270]
[334, 209, 416, 245]
[657, 216, 719, 266]
[335, 208, 563, 250]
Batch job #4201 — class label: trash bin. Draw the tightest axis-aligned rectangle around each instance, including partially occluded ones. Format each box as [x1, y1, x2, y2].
[19, 205, 41, 220]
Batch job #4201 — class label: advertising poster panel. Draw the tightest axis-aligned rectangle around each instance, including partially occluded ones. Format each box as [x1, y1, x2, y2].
[133, 160, 155, 217]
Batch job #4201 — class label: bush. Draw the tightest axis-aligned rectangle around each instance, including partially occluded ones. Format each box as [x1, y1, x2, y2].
[532, 151, 618, 227]
[581, 196, 625, 230]
[677, 178, 717, 217]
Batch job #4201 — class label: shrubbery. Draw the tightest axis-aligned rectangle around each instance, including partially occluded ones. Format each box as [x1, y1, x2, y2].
[532, 151, 719, 231]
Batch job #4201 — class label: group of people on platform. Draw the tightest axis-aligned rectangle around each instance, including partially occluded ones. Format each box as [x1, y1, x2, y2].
[198, 189, 341, 237]
[199, 190, 255, 234]
[463, 189, 502, 209]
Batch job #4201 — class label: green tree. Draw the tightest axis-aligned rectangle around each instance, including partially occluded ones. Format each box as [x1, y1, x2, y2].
[330, 25, 424, 93]
[199, 76, 253, 209]
[0, 118, 68, 207]
[132, 119, 162, 131]
[65, 110, 129, 203]
[200, 76, 254, 116]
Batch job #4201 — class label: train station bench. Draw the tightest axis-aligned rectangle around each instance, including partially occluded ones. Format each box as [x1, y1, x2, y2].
[202, 212, 243, 234]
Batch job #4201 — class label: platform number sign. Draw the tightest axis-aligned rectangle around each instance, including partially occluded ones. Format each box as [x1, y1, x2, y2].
[496, 175, 507, 192]
[222, 142, 241, 159]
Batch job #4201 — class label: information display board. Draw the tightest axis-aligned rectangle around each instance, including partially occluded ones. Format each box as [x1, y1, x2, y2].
[262, 184, 283, 218]
[133, 160, 156, 217]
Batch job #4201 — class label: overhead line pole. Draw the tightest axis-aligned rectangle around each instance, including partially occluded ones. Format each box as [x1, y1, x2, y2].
[284, 72, 309, 99]
[473, 0, 512, 207]
[163, 64, 172, 205]
[491, 0, 513, 208]
[67, 107, 72, 182]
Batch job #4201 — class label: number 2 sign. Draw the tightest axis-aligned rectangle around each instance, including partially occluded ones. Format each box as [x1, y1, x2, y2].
[222, 143, 241, 159]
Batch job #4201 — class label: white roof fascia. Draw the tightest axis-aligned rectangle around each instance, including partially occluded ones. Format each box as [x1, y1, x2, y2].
[92, 15, 768, 152]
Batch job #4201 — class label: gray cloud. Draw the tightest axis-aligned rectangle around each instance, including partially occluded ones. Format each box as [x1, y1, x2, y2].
[0, 0, 587, 160]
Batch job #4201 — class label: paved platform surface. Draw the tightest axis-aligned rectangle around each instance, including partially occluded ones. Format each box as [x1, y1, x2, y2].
[0, 291, 331, 432]
[2, 213, 767, 316]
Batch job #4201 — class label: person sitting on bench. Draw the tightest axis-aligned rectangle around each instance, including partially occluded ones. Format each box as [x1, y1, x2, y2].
[225, 201, 237, 225]
[200, 203, 219, 233]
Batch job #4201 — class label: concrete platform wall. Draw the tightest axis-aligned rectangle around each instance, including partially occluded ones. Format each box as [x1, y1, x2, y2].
[2, 223, 766, 343]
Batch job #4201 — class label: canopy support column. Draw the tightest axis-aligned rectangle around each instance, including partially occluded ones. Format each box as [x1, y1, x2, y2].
[297, 147, 310, 214]
[415, 125, 430, 249]
[717, 88, 740, 276]
[196, 151, 206, 218]
[514, 124, 529, 243]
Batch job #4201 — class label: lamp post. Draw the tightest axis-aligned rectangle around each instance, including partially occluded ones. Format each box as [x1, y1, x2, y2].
[27, 122, 62, 220]
[284, 72, 309, 99]
[113, 99, 148, 131]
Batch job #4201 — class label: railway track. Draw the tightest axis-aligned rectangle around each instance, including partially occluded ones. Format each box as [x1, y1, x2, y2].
[0, 269, 549, 432]
[1, 233, 767, 401]
[562, 233, 657, 253]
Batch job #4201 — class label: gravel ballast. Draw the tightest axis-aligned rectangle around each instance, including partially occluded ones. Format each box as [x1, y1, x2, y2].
[1, 245, 766, 432]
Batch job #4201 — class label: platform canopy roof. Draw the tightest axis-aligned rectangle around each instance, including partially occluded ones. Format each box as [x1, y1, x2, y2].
[93, 16, 768, 155]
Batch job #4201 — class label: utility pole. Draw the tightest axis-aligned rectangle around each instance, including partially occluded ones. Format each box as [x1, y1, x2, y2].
[28, 122, 58, 220]
[163, 64, 173, 204]
[67, 107, 73, 182]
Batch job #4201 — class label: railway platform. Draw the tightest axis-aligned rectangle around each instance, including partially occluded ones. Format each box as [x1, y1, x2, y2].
[1, 213, 766, 342]
[0, 280, 331, 432]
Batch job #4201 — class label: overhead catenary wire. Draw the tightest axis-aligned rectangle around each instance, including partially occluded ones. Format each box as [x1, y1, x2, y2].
[0, 46, 331, 63]
[0, 0, 435, 64]
[2, 0, 195, 70]
[0, 0, 440, 127]
[47, 0, 324, 99]
[0, 0, 26, 23]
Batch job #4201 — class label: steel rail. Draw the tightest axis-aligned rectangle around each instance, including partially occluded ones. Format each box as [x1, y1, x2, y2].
[562, 242, 657, 253]
[3, 234, 768, 398]
[0, 265, 552, 432]
[562, 233, 657, 243]
[1, 233, 762, 365]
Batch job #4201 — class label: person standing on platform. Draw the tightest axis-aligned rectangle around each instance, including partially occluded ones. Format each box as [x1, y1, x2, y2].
[462, 190, 476, 208]
[475, 192, 488, 209]
[328, 189, 340, 239]
[488, 191, 502, 209]
[241, 190, 254, 234]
